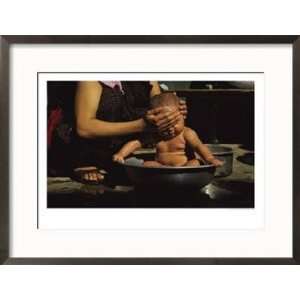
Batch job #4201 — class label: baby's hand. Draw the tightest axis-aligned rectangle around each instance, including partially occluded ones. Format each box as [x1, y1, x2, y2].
[207, 157, 224, 167]
[113, 154, 125, 164]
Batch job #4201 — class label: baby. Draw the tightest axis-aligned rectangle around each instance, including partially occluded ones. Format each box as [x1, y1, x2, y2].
[113, 92, 223, 167]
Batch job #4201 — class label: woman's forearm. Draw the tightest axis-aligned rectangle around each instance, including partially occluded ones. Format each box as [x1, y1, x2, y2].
[77, 118, 146, 138]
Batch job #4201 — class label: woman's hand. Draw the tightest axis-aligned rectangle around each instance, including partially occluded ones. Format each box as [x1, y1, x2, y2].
[172, 92, 187, 119]
[179, 99, 187, 119]
[145, 106, 181, 132]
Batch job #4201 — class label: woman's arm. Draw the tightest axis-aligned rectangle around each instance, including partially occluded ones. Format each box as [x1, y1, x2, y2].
[150, 81, 161, 97]
[75, 81, 146, 138]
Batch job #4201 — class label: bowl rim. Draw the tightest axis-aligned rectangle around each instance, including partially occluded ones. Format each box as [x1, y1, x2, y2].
[121, 158, 215, 170]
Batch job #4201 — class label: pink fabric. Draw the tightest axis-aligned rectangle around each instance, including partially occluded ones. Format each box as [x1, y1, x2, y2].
[101, 81, 124, 94]
[47, 107, 63, 147]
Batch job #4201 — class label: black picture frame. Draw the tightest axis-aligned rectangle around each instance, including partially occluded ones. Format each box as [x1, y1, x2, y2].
[0, 35, 299, 265]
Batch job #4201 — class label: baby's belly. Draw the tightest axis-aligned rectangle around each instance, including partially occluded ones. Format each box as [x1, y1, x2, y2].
[156, 152, 188, 167]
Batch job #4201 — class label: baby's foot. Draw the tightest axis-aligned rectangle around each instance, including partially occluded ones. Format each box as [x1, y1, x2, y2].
[185, 159, 200, 166]
[143, 161, 163, 167]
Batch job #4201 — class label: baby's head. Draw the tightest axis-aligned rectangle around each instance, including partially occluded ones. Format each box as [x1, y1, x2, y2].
[150, 92, 180, 109]
[150, 92, 184, 135]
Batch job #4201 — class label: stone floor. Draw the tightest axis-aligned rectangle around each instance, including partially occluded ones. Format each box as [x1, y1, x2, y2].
[48, 144, 254, 208]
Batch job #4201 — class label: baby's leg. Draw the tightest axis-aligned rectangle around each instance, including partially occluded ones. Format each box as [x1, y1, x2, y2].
[185, 159, 200, 167]
[143, 161, 163, 167]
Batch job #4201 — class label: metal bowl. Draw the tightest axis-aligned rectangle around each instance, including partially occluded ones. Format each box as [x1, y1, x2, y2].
[122, 157, 215, 189]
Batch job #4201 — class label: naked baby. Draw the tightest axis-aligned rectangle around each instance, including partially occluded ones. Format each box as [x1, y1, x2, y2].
[113, 92, 223, 167]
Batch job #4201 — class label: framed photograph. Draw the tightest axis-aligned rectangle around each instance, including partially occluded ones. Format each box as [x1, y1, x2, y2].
[0, 35, 299, 264]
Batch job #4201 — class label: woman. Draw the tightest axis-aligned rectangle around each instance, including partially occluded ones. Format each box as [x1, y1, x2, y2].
[72, 81, 187, 184]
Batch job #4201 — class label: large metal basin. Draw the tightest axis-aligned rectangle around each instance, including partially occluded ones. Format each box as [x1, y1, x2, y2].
[122, 157, 215, 190]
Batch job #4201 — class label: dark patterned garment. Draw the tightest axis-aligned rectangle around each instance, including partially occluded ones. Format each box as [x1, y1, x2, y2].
[72, 81, 152, 170]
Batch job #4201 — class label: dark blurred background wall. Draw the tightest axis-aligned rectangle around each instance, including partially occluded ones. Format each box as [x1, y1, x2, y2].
[160, 81, 254, 148]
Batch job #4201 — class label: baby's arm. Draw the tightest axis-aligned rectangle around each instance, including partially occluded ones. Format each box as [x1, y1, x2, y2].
[184, 127, 223, 167]
[113, 140, 142, 163]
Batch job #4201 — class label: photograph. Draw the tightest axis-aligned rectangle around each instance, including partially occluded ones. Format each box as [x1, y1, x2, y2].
[47, 79, 255, 208]
[1, 35, 297, 263]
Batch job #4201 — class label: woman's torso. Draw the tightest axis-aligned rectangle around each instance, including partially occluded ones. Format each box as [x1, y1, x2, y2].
[76, 81, 152, 152]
